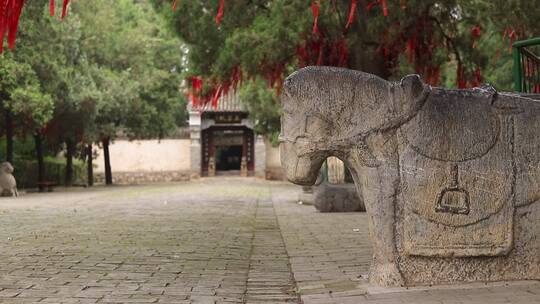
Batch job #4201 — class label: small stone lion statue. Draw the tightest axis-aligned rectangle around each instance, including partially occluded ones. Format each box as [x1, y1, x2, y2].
[0, 162, 19, 197]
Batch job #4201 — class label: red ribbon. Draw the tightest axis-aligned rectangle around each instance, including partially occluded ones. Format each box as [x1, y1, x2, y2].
[8, 0, 25, 50]
[60, 0, 69, 19]
[1, 0, 73, 53]
[191, 77, 202, 91]
[211, 85, 222, 109]
[344, 0, 357, 32]
[406, 38, 414, 63]
[472, 67, 482, 87]
[49, 0, 55, 16]
[503, 27, 516, 53]
[471, 25, 481, 49]
[187, 76, 203, 107]
[457, 63, 467, 88]
[48, 0, 69, 19]
[215, 0, 224, 24]
[0, 0, 26, 52]
[172, 0, 177, 12]
[381, 0, 388, 16]
[311, 1, 320, 35]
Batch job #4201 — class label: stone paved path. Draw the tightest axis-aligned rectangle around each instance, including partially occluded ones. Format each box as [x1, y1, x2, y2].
[0, 178, 538, 304]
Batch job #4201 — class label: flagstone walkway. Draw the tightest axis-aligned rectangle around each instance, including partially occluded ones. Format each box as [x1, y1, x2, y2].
[0, 178, 538, 304]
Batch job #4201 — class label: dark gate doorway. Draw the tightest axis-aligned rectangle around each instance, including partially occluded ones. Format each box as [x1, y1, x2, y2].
[216, 145, 242, 171]
[201, 127, 254, 176]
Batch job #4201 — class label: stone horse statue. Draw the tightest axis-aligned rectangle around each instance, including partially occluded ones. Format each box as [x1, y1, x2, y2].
[280, 66, 540, 287]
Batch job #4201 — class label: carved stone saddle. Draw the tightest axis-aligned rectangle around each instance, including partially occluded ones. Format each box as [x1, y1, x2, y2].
[399, 88, 515, 257]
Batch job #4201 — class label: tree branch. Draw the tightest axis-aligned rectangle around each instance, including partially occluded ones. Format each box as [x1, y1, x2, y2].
[429, 16, 462, 64]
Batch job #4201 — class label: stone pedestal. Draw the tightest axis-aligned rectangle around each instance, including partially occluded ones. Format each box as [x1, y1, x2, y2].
[240, 157, 248, 177]
[254, 135, 266, 178]
[189, 111, 202, 178]
[208, 157, 216, 177]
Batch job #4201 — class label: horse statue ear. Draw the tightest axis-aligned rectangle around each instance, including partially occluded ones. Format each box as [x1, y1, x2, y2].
[400, 74, 428, 100]
[399, 74, 431, 116]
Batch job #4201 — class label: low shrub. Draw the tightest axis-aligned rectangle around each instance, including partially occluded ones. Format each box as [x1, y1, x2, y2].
[12, 157, 86, 189]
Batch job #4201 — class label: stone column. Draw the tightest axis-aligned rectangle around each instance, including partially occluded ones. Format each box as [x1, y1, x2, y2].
[189, 111, 202, 178]
[254, 135, 266, 178]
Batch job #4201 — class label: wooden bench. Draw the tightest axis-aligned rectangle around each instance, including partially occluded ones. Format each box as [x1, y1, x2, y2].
[37, 181, 57, 192]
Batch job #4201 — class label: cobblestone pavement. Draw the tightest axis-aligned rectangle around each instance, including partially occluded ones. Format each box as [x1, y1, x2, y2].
[270, 184, 540, 304]
[0, 178, 539, 304]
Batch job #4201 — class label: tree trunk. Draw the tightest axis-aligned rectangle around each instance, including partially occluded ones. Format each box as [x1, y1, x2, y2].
[86, 143, 94, 187]
[65, 138, 75, 186]
[34, 132, 45, 192]
[5, 109, 13, 164]
[102, 137, 112, 185]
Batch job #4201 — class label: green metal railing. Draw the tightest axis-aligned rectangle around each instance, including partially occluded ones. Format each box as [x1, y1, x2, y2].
[513, 37, 540, 93]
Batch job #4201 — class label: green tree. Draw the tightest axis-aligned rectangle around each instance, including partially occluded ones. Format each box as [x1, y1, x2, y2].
[0, 54, 21, 163]
[0, 51, 54, 177]
[154, 0, 540, 137]
[5, 0, 185, 186]
[11, 1, 83, 187]
[0, 53, 54, 185]
[71, 0, 184, 185]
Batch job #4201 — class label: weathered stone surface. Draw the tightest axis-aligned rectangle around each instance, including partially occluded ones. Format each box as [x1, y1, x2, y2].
[280, 66, 540, 287]
[0, 162, 18, 197]
[94, 171, 191, 185]
[313, 175, 365, 212]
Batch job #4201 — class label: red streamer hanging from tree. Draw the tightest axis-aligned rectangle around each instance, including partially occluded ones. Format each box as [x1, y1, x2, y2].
[215, 0, 224, 24]
[381, 0, 388, 16]
[311, 1, 320, 35]
[471, 25, 481, 49]
[344, 0, 357, 32]
[172, 0, 177, 12]
[503, 27, 518, 53]
[296, 35, 349, 69]
[187, 66, 245, 109]
[49, 0, 70, 19]
[51, 0, 72, 20]
[187, 76, 203, 107]
[211, 85, 222, 108]
[60, 0, 69, 19]
[456, 62, 466, 88]
[472, 66, 482, 87]
[0, 0, 25, 52]
[49, 0, 55, 16]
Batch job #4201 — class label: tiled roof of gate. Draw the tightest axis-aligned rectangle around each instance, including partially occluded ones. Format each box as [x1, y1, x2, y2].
[189, 90, 246, 113]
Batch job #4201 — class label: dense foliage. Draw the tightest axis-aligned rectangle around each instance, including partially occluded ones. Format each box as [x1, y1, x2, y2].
[0, 0, 185, 186]
[153, 0, 540, 139]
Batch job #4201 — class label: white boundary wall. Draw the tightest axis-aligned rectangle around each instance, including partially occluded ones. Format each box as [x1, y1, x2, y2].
[94, 138, 286, 180]
[95, 139, 191, 173]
